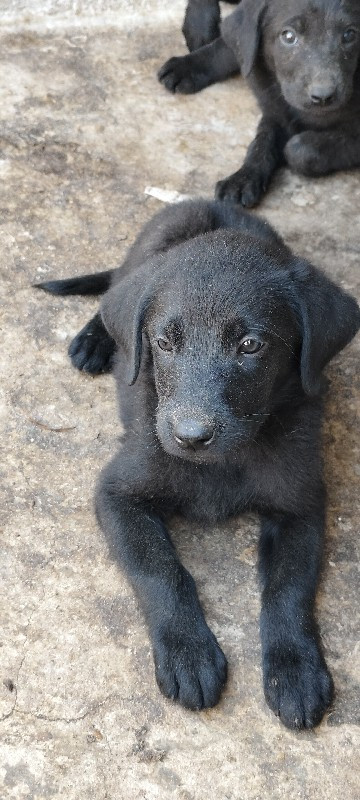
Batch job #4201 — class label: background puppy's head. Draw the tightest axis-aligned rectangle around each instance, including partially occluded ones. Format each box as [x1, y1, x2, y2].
[101, 231, 359, 463]
[222, 0, 360, 115]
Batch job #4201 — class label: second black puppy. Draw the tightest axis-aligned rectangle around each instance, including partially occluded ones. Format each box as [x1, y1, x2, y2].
[159, 0, 360, 206]
[37, 200, 360, 729]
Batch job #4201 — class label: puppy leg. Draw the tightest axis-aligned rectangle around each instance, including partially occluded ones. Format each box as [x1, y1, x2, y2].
[158, 37, 239, 94]
[285, 129, 360, 177]
[258, 515, 333, 730]
[68, 313, 116, 374]
[182, 0, 221, 52]
[96, 476, 227, 710]
[216, 117, 285, 206]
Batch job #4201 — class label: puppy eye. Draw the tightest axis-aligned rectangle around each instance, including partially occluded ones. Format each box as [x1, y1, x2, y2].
[342, 28, 357, 45]
[238, 337, 264, 355]
[280, 29, 298, 46]
[157, 337, 173, 352]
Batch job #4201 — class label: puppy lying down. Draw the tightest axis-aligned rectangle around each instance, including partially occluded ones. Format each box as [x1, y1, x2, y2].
[37, 200, 360, 729]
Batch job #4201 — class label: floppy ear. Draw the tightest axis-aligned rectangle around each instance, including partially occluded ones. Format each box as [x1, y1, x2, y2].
[101, 271, 153, 385]
[221, 0, 267, 77]
[290, 259, 360, 396]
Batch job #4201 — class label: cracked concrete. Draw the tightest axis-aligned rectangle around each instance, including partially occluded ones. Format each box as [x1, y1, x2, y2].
[0, 1, 359, 799]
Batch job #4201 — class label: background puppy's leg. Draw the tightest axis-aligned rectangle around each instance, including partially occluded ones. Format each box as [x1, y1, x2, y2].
[96, 476, 227, 710]
[158, 37, 239, 94]
[216, 117, 286, 207]
[69, 312, 116, 374]
[182, 0, 221, 52]
[285, 129, 360, 177]
[258, 514, 333, 730]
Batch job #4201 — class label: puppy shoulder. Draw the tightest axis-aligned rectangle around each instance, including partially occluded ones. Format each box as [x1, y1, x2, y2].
[248, 398, 325, 515]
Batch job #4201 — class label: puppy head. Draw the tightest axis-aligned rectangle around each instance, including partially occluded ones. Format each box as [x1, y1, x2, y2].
[222, 0, 360, 114]
[264, 0, 360, 114]
[101, 231, 359, 463]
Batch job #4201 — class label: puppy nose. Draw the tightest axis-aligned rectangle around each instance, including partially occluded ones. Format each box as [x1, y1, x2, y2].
[173, 419, 215, 448]
[310, 85, 335, 106]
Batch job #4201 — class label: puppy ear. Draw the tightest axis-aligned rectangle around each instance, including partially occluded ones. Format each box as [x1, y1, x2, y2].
[290, 259, 360, 396]
[101, 272, 152, 385]
[221, 0, 266, 77]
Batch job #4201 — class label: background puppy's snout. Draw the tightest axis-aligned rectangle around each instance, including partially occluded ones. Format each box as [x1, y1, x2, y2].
[173, 418, 215, 449]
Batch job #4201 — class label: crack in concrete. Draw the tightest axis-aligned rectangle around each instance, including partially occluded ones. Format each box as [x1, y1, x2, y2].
[0, 660, 22, 722]
[19, 691, 122, 725]
[1, 587, 44, 723]
[97, 730, 114, 799]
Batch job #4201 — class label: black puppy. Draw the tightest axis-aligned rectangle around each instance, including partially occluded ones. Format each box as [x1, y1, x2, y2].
[182, 0, 240, 52]
[37, 200, 360, 729]
[159, 0, 360, 207]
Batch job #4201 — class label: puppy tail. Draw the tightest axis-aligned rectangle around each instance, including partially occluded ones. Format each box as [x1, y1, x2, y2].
[33, 270, 114, 296]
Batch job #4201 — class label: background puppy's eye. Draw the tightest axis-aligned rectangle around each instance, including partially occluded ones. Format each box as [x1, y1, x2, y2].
[157, 337, 173, 352]
[280, 29, 298, 46]
[342, 28, 357, 45]
[238, 337, 264, 355]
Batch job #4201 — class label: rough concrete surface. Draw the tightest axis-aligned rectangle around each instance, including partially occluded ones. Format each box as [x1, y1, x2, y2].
[0, 2, 359, 799]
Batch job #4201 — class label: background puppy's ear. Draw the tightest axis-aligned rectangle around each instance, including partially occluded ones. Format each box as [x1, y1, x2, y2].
[290, 259, 360, 396]
[221, 0, 266, 77]
[101, 271, 153, 385]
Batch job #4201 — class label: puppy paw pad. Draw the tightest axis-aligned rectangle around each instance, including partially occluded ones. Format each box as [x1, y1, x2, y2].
[153, 624, 227, 710]
[68, 329, 115, 374]
[158, 57, 209, 94]
[263, 644, 333, 729]
[215, 171, 265, 207]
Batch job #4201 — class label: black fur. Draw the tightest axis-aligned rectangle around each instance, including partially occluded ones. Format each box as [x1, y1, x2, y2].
[38, 200, 360, 728]
[35, 270, 113, 296]
[159, 0, 360, 206]
[68, 313, 116, 374]
[35, 272, 115, 373]
[182, 0, 240, 52]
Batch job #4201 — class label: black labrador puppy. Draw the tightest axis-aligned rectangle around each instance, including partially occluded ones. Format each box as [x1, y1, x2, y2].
[37, 199, 360, 729]
[159, 0, 360, 207]
[182, 0, 240, 52]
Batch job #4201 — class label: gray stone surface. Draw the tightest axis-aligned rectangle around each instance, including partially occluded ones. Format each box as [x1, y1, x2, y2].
[0, 0, 184, 30]
[0, 3, 359, 799]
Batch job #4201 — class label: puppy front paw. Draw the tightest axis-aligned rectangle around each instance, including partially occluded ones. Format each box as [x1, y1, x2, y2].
[68, 316, 116, 374]
[285, 134, 322, 176]
[215, 167, 266, 208]
[263, 641, 334, 729]
[158, 55, 212, 94]
[153, 620, 227, 710]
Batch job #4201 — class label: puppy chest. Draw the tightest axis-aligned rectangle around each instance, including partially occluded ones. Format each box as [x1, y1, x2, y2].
[177, 469, 250, 524]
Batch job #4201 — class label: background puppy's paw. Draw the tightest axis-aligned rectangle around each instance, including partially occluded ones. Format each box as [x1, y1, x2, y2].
[285, 134, 321, 176]
[68, 317, 116, 374]
[153, 620, 227, 710]
[158, 56, 211, 94]
[215, 168, 266, 207]
[263, 641, 334, 729]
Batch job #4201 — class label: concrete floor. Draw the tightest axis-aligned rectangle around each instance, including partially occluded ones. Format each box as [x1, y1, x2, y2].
[1, 2, 359, 798]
